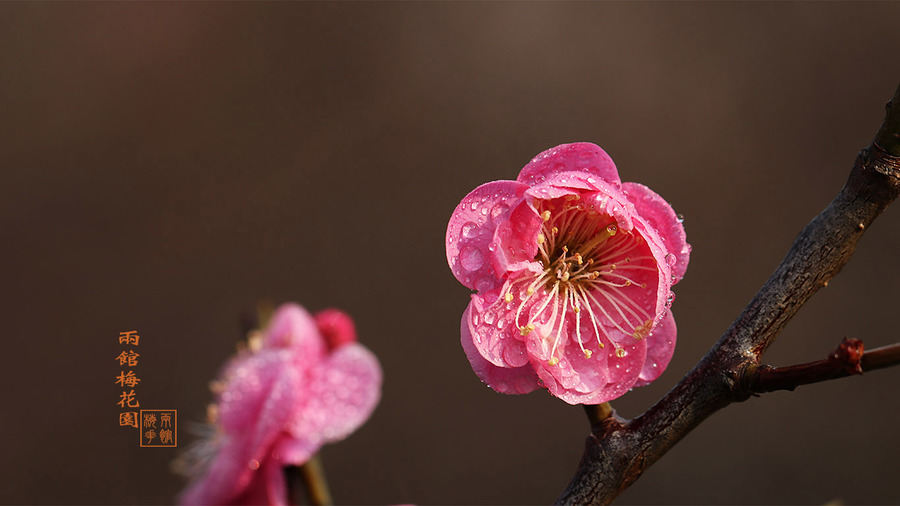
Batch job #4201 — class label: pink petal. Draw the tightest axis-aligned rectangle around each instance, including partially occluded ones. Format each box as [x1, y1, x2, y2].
[314, 308, 357, 350]
[629, 213, 675, 327]
[264, 303, 324, 357]
[633, 309, 677, 388]
[488, 198, 542, 276]
[230, 457, 288, 506]
[622, 182, 691, 283]
[530, 335, 647, 405]
[218, 349, 293, 434]
[271, 436, 320, 468]
[466, 291, 529, 368]
[517, 143, 621, 187]
[460, 306, 541, 394]
[244, 358, 302, 470]
[446, 180, 528, 292]
[287, 343, 382, 445]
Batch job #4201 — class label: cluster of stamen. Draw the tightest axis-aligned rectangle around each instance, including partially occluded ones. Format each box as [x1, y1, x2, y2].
[504, 198, 656, 366]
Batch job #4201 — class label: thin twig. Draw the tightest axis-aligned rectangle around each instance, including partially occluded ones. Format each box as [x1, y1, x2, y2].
[747, 338, 900, 393]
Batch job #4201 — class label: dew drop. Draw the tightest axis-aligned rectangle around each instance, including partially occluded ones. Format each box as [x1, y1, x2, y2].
[461, 221, 478, 238]
[460, 246, 485, 271]
[484, 312, 496, 325]
[480, 207, 488, 216]
[665, 253, 676, 266]
[497, 318, 506, 329]
[491, 203, 510, 220]
[615, 348, 627, 358]
[676, 214, 685, 223]
[470, 202, 478, 211]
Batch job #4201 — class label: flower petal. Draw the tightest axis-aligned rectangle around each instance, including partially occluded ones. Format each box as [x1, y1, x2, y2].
[264, 303, 324, 356]
[633, 309, 677, 388]
[218, 349, 293, 434]
[447, 180, 528, 292]
[314, 308, 357, 350]
[518, 142, 621, 187]
[629, 213, 675, 327]
[488, 198, 542, 276]
[530, 332, 647, 405]
[460, 306, 541, 394]
[467, 290, 531, 368]
[230, 457, 288, 506]
[623, 182, 691, 283]
[287, 343, 382, 446]
[181, 354, 299, 505]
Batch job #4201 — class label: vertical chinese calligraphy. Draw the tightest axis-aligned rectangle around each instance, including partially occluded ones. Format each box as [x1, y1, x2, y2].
[116, 330, 141, 428]
[115, 329, 177, 446]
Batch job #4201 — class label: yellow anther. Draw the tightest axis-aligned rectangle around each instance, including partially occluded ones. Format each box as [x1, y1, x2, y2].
[615, 348, 626, 358]
[574, 253, 583, 265]
[561, 272, 570, 282]
[552, 226, 559, 234]
[537, 234, 545, 244]
[541, 210, 551, 221]
[583, 349, 592, 359]
[625, 281, 632, 286]
[519, 324, 535, 336]
[505, 292, 514, 303]
[641, 283, 647, 289]
[562, 245, 568, 253]
[598, 342, 605, 349]
[247, 332, 263, 352]
[632, 320, 653, 340]
[526, 287, 534, 295]
[548, 356, 560, 366]
[573, 306, 580, 313]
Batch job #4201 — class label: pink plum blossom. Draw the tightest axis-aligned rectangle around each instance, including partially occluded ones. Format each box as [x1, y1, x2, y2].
[178, 303, 382, 505]
[446, 143, 690, 405]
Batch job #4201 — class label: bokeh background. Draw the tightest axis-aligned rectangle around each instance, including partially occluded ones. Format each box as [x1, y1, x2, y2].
[3, 3, 899, 505]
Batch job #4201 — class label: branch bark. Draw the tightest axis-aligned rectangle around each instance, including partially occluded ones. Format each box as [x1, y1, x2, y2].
[557, 82, 900, 505]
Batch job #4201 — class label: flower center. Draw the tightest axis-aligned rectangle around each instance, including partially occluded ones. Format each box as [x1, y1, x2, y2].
[505, 198, 656, 366]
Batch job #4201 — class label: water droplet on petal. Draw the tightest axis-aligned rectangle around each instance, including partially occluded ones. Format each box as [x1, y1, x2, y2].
[676, 214, 685, 223]
[460, 246, 485, 272]
[461, 221, 478, 238]
[616, 348, 627, 358]
[484, 312, 496, 325]
[480, 207, 488, 216]
[491, 203, 510, 220]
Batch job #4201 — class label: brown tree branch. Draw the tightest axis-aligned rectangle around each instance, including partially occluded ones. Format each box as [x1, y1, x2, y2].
[747, 338, 900, 393]
[557, 82, 900, 506]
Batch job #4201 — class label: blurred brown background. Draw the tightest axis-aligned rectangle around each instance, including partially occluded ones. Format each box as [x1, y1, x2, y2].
[2, 2, 899, 505]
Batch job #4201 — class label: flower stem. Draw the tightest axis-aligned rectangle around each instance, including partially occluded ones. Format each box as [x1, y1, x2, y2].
[583, 402, 615, 427]
[290, 454, 333, 506]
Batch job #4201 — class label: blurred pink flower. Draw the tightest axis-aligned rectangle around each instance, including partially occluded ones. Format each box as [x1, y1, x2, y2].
[178, 304, 382, 505]
[446, 143, 690, 405]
